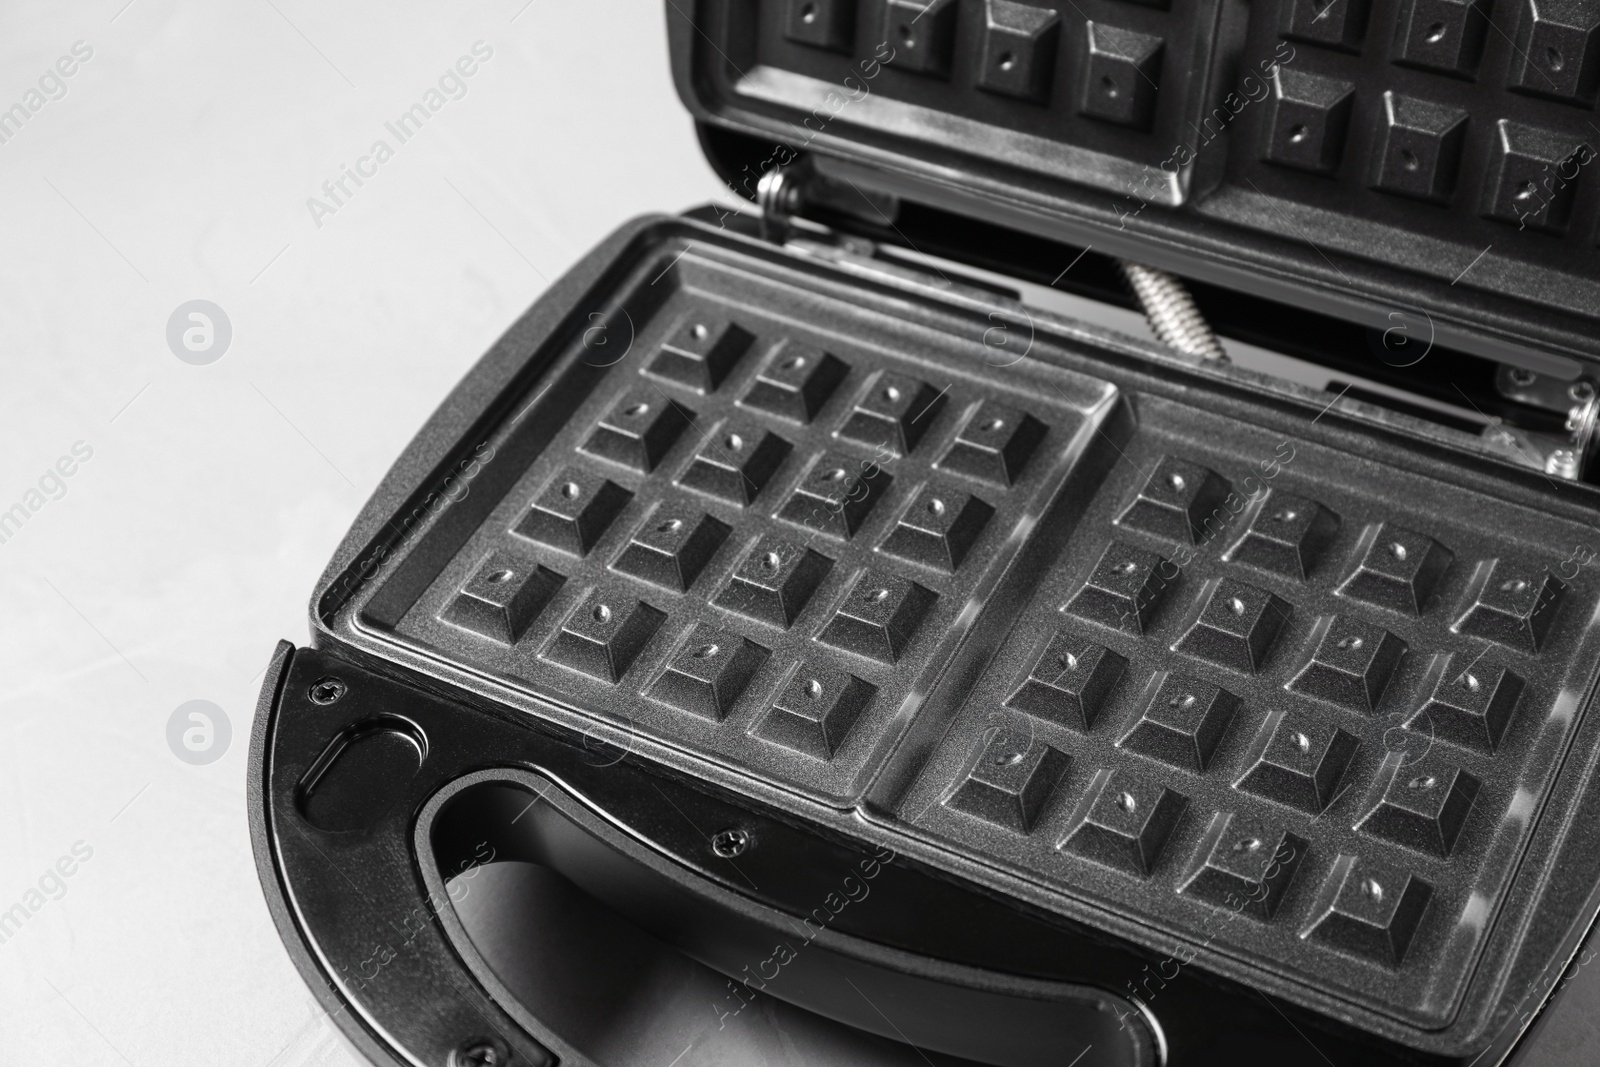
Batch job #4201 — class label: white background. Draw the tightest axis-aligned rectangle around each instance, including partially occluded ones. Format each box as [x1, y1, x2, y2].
[0, 2, 730, 1062]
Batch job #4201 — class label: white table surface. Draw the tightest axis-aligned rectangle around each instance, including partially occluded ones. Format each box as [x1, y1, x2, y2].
[0, 3, 732, 1062]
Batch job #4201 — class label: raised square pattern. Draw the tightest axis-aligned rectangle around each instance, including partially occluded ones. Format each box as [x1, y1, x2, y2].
[543, 586, 666, 683]
[752, 665, 875, 760]
[878, 484, 993, 572]
[1337, 523, 1452, 615]
[714, 536, 832, 628]
[978, 0, 1063, 103]
[1264, 68, 1356, 174]
[1121, 674, 1240, 771]
[677, 419, 791, 506]
[1508, 0, 1600, 104]
[1237, 713, 1360, 814]
[647, 627, 768, 720]
[1066, 542, 1175, 633]
[1370, 92, 1469, 203]
[817, 568, 937, 663]
[1116, 456, 1230, 545]
[1061, 772, 1188, 876]
[611, 504, 730, 592]
[740, 343, 848, 424]
[1412, 657, 1525, 752]
[1282, 0, 1370, 50]
[1079, 23, 1163, 130]
[881, 0, 959, 77]
[1394, 0, 1490, 77]
[1453, 559, 1565, 651]
[1005, 632, 1128, 730]
[1173, 579, 1291, 673]
[1356, 760, 1480, 856]
[1306, 856, 1432, 966]
[937, 402, 1047, 486]
[581, 389, 695, 472]
[837, 372, 945, 457]
[947, 733, 1071, 833]
[784, 0, 856, 52]
[1180, 815, 1308, 919]
[1225, 491, 1338, 579]
[778, 451, 894, 539]
[1481, 121, 1592, 233]
[1287, 616, 1407, 712]
[515, 468, 632, 556]
[440, 552, 564, 644]
[646, 316, 753, 393]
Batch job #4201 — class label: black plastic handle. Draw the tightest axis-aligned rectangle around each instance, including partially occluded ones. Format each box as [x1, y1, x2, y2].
[251, 642, 1166, 1067]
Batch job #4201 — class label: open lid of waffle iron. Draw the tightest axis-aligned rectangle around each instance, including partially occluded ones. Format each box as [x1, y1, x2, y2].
[666, 0, 1600, 373]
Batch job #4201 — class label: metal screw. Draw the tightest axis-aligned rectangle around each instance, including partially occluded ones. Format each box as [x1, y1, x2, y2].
[1509, 367, 1538, 387]
[308, 677, 347, 705]
[1546, 449, 1579, 479]
[451, 1040, 508, 1067]
[711, 828, 749, 858]
[1571, 380, 1596, 403]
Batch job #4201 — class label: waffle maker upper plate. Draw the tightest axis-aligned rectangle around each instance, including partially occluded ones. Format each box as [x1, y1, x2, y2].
[667, 0, 1600, 370]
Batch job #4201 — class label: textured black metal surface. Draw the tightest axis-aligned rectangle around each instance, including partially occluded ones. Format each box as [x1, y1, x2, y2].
[892, 396, 1600, 1028]
[669, 0, 1600, 368]
[310, 215, 1600, 1059]
[363, 262, 1110, 805]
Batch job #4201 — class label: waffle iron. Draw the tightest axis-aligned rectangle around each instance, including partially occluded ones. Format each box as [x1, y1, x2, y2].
[249, 3, 1600, 1063]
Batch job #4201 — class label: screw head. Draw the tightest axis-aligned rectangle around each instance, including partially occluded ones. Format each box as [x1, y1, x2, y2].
[711, 828, 750, 858]
[1571, 381, 1596, 403]
[450, 1040, 508, 1067]
[1509, 367, 1538, 387]
[1546, 449, 1580, 479]
[308, 677, 347, 705]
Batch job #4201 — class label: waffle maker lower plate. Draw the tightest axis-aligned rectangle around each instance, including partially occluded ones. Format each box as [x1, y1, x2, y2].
[250, 213, 1600, 1066]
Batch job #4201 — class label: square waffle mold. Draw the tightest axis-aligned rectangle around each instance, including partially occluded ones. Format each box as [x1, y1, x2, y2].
[670, 0, 1600, 366]
[893, 394, 1600, 1028]
[333, 220, 1600, 1052]
[359, 242, 1114, 808]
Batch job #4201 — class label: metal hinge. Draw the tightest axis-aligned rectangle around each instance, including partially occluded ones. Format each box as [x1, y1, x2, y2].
[755, 160, 899, 245]
[1484, 366, 1598, 480]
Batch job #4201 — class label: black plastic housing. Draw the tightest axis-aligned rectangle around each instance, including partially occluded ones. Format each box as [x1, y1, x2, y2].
[246, 214, 1600, 1064]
